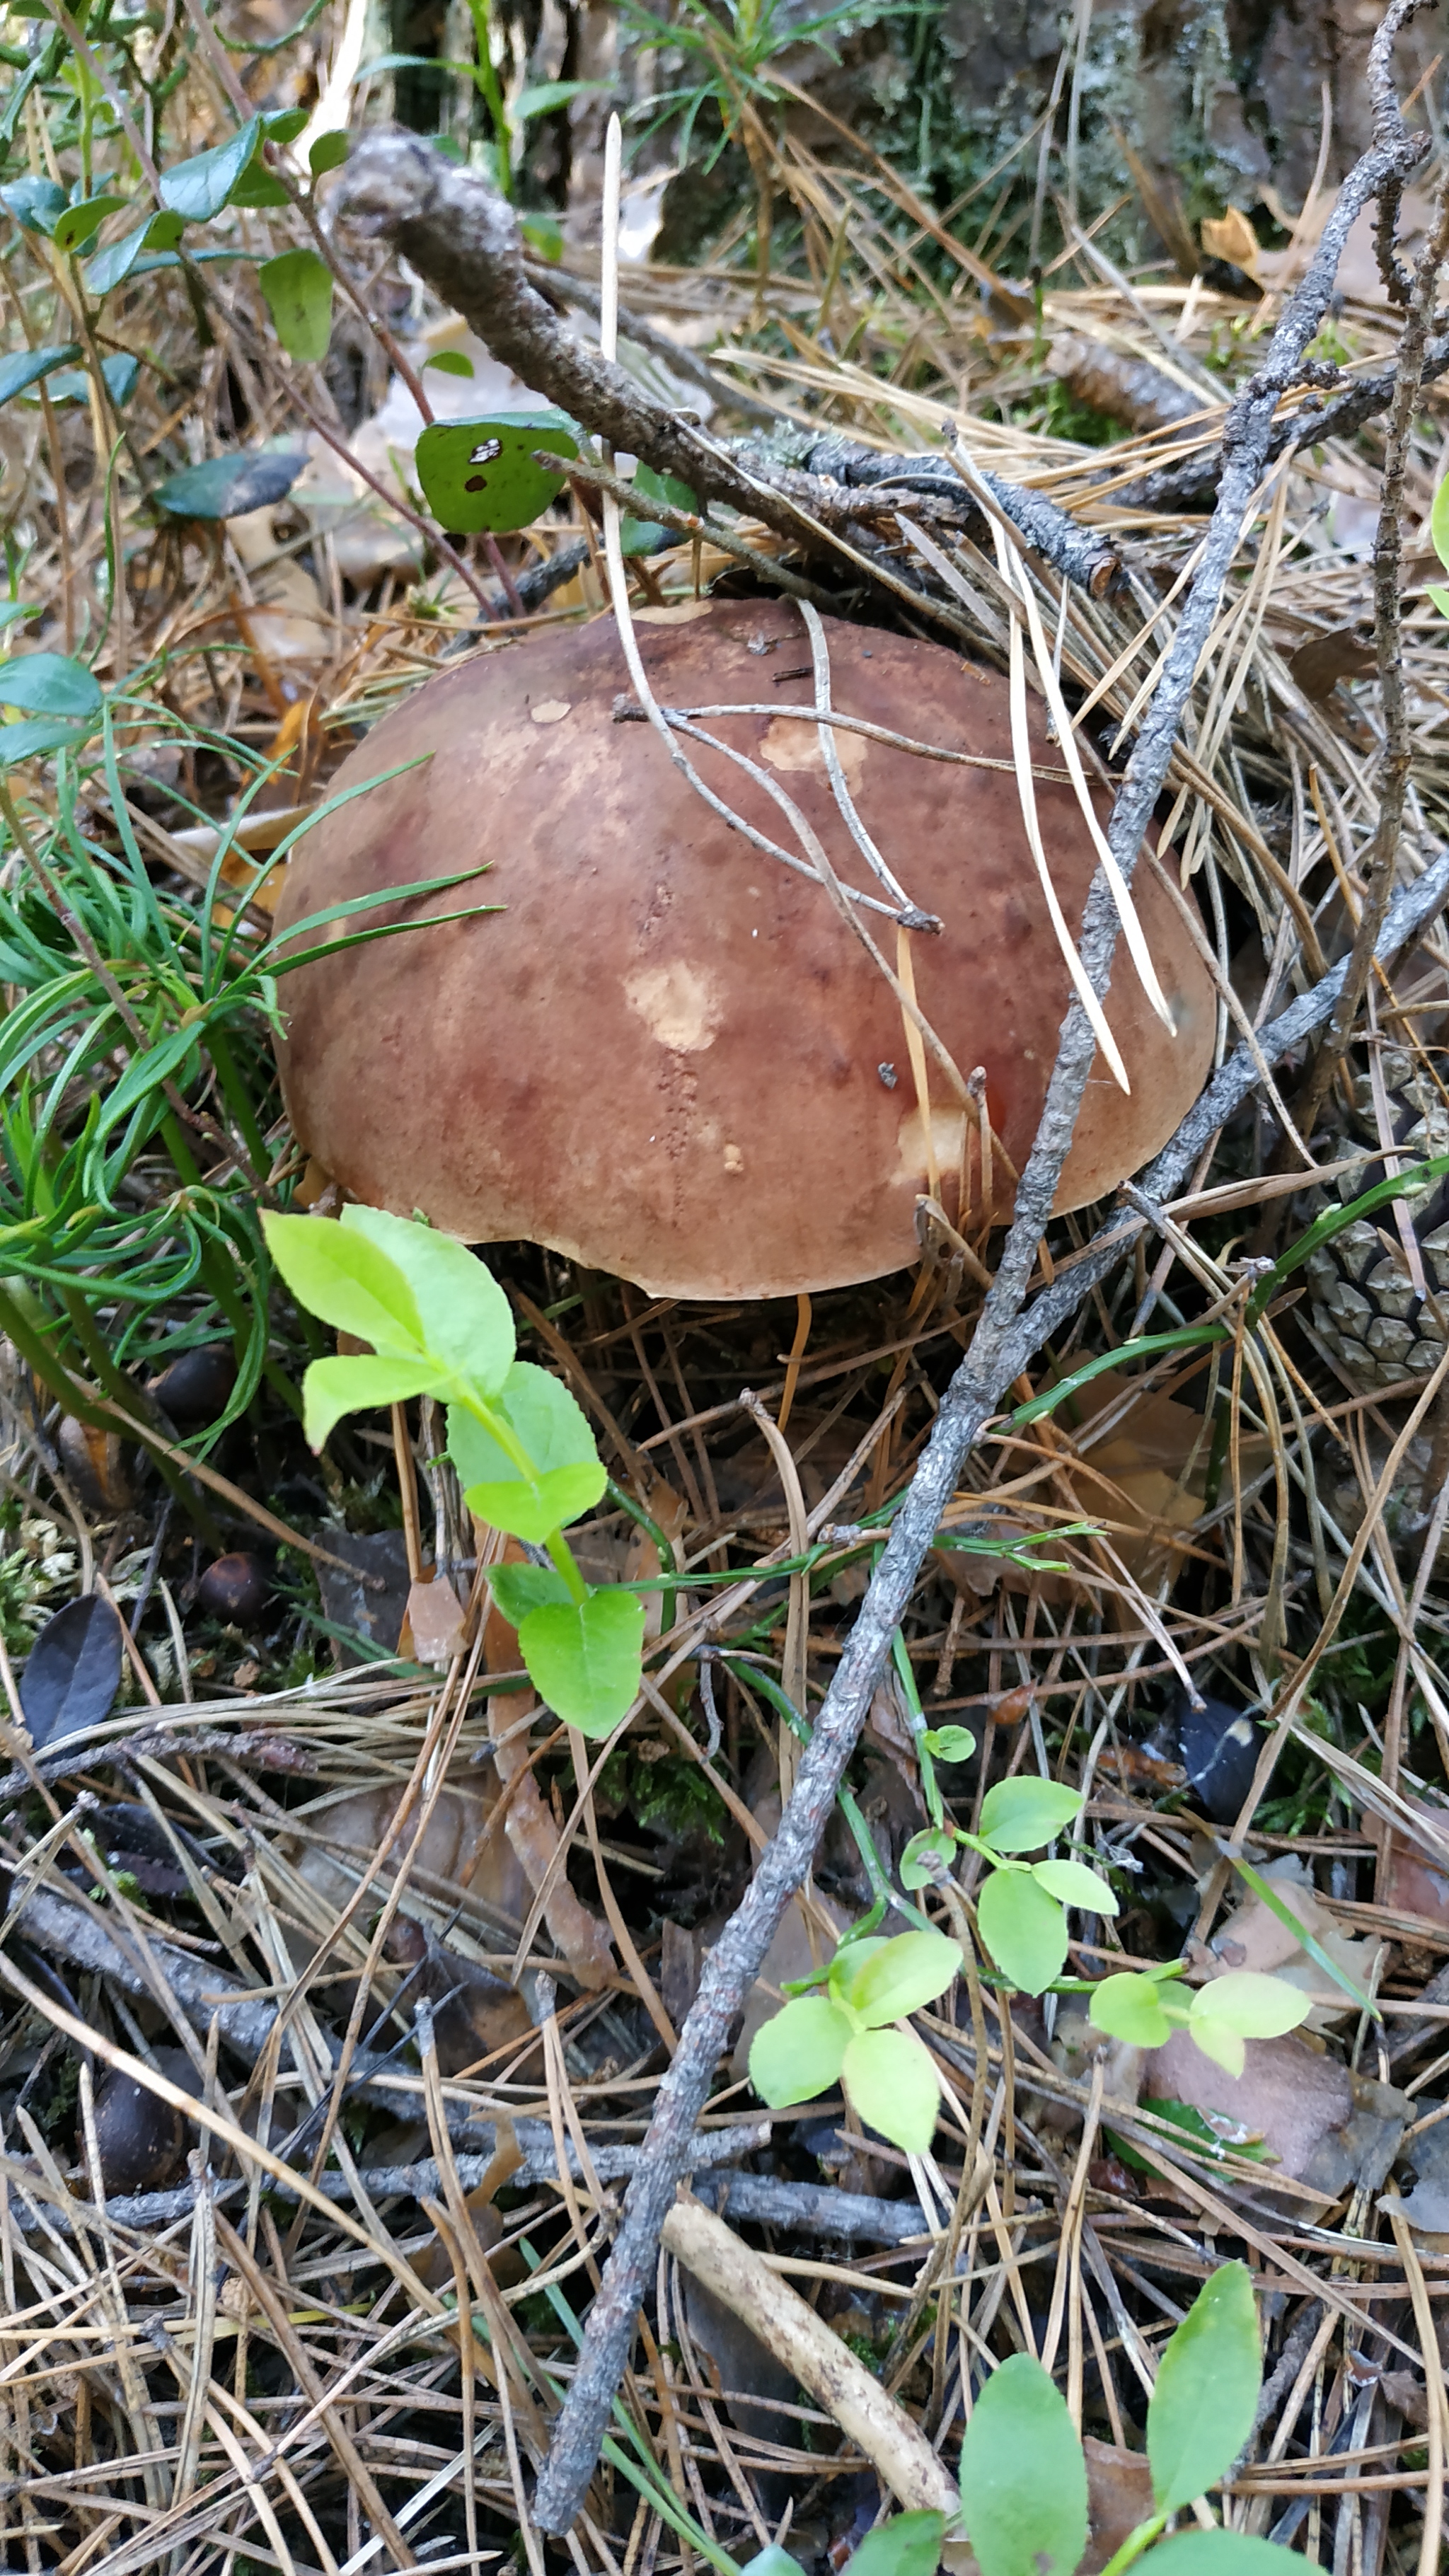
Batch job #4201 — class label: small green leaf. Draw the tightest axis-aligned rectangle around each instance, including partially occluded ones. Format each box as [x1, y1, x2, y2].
[1032, 1857, 1119, 1915]
[833, 1928, 959, 2026]
[341, 1206, 514, 1390]
[749, 1994, 852, 2108]
[741, 2551, 805, 2576]
[1193, 1970, 1310, 2040]
[841, 2025, 940, 2154]
[1144, 2532, 1295, 2576]
[262, 1210, 425, 1353]
[900, 1826, 958, 1890]
[0, 653, 102, 719]
[310, 130, 350, 175]
[52, 193, 125, 253]
[415, 409, 579, 535]
[146, 210, 187, 250]
[488, 1561, 573, 1625]
[230, 158, 290, 207]
[0, 719, 83, 766]
[1428, 582, 1449, 619]
[1185, 2015, 1246, 2077]
[518, 1586, 644, 1733]
[1148, 2262, 1259, 2514]
[259, 247, 333, 363]
[426, 349, 475, 376]
[920, 1724, 976, 1762]
[0, 345, 79, 408]
[84, 225, 150, 293]
[451, 1363, 605, 1542]
[264, 108, 310, 143]
[978, 1777, 1083, 1854]
[0, 178, 66, 235]
[153, 449, 308, 521]
[159, 115, 262, 220]
[843, 2514, 946, 2576]
[959, 2352, 1089, 2576]
[1089, 1972, 1174, 2050]
[976, 1869, 1068, 1994]
[301, 1353, 437, 1450]
[515, 77, 608, 119]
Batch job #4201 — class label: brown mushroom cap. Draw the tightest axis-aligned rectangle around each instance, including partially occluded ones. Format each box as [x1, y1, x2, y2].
[273, 599, 1213, 1299]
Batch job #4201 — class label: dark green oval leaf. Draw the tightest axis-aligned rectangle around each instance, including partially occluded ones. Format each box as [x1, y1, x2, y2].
[0, 652, 102, 718]
[152, 449, 308, 521]
[159, 115, 261, 220]
[310, 130, 350, 175]
[20, 1593, 124, 1748]
[0, 344, 79, 408]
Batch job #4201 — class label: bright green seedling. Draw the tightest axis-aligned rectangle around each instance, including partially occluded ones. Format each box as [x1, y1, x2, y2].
[900, 1773, 1119, 1997]
[414, 409, 580, 534]
[749, 2263, 1283, 2576]
[1428, 473, 1449, 620]
[262, 1206, 643, 1734]
[957, 2262, 1285, 2576]
[1089, 1963, 1310, 2077]
[746, 1927, 959, 2155]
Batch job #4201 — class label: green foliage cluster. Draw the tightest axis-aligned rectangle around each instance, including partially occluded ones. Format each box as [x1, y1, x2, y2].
[744, 2263, 1288, 2576]
[265, 1204, 647, 1734]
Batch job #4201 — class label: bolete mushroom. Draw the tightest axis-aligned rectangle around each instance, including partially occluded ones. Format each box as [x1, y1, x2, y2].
[273, 600, 1213, 1299]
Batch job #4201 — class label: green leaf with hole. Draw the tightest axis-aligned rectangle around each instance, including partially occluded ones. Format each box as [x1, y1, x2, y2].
[0, 345, 79, 408]
[258, 248, 333, 363]
[451, 1362, 605, 1541]
[341, 1206, 514, 1390]
[300, 1353, 438, 1450]
[834, 1927, 959, 2025]
[921, 1724, 975, 1762]
[262, 1209, 424, 1354]
[841, 2025, 940, 2154]
[518, 1585, 644, 1733]
[750, 1994, 853, 2108]
[1148, 2264, 1259, 2512]
[0, 653, 102, 719]
[1089, 1971, 1175, 2050]
[1032, 1857, 1118, 1914]
[415, 409, 579, 534]
[159, 115, 262, 220]
[976, 1869, 1068, 1994]
[488, 1562, 573, 1626]
[978, 1776, 1083, 1854]
[310, 130, 350, 175]
[959, 2352, 1088, 2576]
[52, 192, 125, 253]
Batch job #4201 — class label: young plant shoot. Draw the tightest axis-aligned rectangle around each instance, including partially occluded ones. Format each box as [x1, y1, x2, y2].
[745, 2262, 1288, 2576]
[747, 1927, 959, 2155]
[263, 1206, 644, 1734]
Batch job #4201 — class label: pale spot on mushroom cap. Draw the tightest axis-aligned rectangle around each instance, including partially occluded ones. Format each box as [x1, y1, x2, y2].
[529, 699, 572, 725]
[896, 1105, 968, 1179]
[760, 714, 868, 791]
[623, 959, 722, 1053]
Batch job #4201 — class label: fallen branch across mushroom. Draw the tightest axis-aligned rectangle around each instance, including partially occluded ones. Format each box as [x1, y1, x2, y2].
[531, 1, 1445, 2529]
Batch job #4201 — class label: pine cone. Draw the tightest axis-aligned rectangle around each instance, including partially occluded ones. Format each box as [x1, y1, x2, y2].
[1303, 1049, 1449, 1390]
